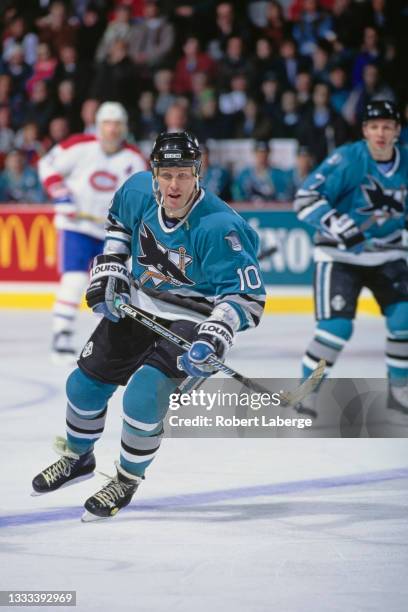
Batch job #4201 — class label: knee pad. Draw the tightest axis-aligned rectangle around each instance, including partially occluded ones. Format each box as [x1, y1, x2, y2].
[123, 365, 177, 431]
[385, 302, 408, 339]
[316, 318, 354, 347]
[66, 368, 117, 414]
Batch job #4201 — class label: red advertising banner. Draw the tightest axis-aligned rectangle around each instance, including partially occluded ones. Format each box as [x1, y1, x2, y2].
[0, 205, 59, 282]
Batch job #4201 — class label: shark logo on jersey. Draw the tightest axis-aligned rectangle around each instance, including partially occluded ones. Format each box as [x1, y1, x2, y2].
[360, 176, 405, 219]
[137, 223, 195, 287]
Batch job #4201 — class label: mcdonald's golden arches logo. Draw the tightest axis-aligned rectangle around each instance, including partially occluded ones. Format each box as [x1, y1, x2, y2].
[0, 214, 57, 271]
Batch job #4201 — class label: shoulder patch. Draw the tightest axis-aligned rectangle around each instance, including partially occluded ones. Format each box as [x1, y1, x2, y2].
[225, 231, 242, 252]
[60, 134, 97, 150]
[327, 152, 342, 165]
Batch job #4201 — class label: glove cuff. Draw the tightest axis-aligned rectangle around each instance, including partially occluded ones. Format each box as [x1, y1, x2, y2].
[90, 254, 129, 284]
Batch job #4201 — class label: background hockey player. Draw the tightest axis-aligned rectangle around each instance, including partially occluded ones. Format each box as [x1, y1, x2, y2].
[38, 102, 147, 362]
[294, 100, 408, 416]
[32, 131, 266, 521]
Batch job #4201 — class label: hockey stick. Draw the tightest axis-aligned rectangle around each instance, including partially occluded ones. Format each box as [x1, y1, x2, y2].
[258, 245, 277, 260]
[116, 302, 325, 405]
[365, 243, 408, 253]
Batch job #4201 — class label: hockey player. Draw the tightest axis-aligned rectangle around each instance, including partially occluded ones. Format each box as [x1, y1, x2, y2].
[294, 100, 408, 416]
[32, 131, 266, 520]
[38, 102, 147, 362]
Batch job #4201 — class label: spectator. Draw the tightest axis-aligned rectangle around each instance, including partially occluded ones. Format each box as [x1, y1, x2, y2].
[128, 0, 175, 73]
[37, 0, 78, 56]
[190, 72, 216, 119]
[95, 4, 133, 63]
[220, 72, 249, 116]
[173, 37, 217, 96]
[256, 1, 291, 51]
[90, 40, 138, 109]
[0, 149, 45, 203]
[294, 69, 313, 108]
[2, 14, 38, 67]
[25, 42, 57, 96]
[234, 98, 272, 140]
[328, 65, 350, 117]
[163, 102, 188, 132]
[344, 62, 395, 126]
[232, 140, 293, 202]
[132, 90, 161, 140]
[217, 36, 251, 91]
[24, 80, 55, 137]
[200, 143, 231, 201]
[43, 116, 70, 150]
[153, 69, 176, 117]
[80, 98, 100, 134]
[331, 0, 362, 50]
[297, 81, 349, 163]
[3, 43, 32, 99]
[351, 26, 382, 87]
[54, 79, 82, 133]
[274, 38, 310, 88]
[0, 106, 15, 154]
[249, 37, 276, 91]
[260, 72, 280, 119]
[13, 121, 45, 166]
[286, 145, 315, 196]
[76, 5, 106, 62]
[292, 0, 334, 57]
[272, 89, 302, 138]
[190, 97, 229, 140]
[53, 44, 91, 105]
[311, 40, 332, 83]
[207, 2, 247, 61]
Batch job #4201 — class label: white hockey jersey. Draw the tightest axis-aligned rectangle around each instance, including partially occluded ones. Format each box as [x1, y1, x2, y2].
[38, 134, 147, 239]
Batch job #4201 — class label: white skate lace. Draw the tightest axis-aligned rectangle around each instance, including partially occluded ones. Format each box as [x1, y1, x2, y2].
[42, 456, 76, 486]
[92, 477, 134, 508]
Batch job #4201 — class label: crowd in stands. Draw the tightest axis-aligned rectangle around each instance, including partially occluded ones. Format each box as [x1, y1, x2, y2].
[0, 0, 407, 203]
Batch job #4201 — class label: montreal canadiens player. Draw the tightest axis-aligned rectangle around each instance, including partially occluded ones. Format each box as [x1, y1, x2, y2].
[294, 100, 408, 416]
[32, 131, 266, 520]
[38, 102, 147, 362]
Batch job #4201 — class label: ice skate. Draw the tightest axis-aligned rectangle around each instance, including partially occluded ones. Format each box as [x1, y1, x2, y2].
[51, 331, 77, 365]
[81, 463, 142, 522]
[32, 437, 95, 495]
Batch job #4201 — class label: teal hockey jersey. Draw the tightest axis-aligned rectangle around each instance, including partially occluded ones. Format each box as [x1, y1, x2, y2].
[294, 141, 408, 266]
[104, 171, 265, 329]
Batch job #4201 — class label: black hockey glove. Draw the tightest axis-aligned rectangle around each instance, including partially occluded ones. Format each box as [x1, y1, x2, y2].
[321, 211, 366, 254]
[86, 254, 130, 322]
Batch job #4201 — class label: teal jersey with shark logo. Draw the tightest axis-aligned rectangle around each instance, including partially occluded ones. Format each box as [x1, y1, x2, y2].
[104, 171, 265, 330]
[294, 140, 408, 266]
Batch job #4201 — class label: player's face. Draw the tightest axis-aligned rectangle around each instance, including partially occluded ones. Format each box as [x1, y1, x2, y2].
[99, 120, 125, 153]
[362, 119, 400, 159]
[157, 166, 196, 217]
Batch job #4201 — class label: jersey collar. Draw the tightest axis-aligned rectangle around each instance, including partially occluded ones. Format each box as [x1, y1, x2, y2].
[157, 188, 205, 233]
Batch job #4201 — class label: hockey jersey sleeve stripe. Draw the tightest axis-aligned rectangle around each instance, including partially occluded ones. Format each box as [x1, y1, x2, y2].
[43, 173, 64, 195]
[217, 294, 265, 330]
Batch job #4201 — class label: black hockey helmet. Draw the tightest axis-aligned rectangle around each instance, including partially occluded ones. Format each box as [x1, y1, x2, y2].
[362, 100, 401, 124]
[150, 131, 202, 174]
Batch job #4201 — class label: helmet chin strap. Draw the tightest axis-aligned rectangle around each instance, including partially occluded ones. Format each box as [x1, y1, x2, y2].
[152, 169, 200, 218]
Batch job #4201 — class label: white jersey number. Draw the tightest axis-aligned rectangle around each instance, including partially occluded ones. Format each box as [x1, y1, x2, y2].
[237, 266, 262, 290]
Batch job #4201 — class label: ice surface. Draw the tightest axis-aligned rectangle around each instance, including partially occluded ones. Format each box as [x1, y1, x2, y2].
[1, 310, 407, 612]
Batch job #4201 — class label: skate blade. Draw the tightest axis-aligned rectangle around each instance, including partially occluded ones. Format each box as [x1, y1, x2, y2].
[30, 472, 95, 496]
[81, 510, 111, 523]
